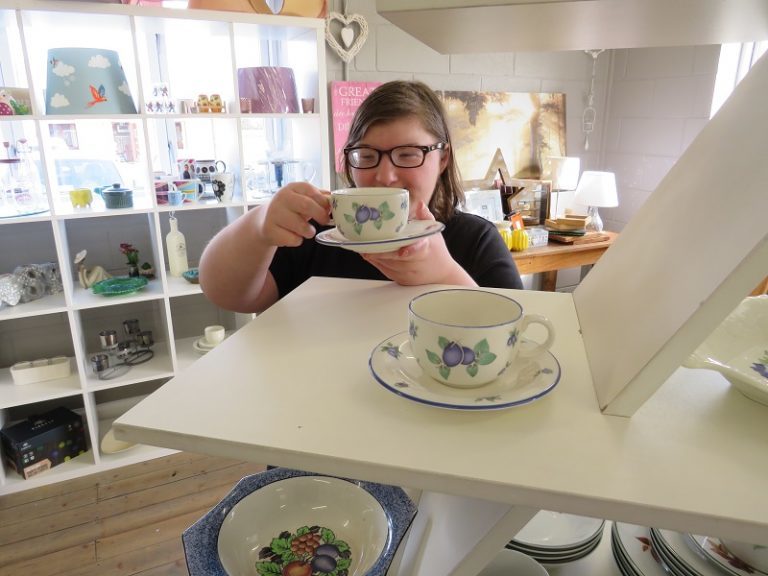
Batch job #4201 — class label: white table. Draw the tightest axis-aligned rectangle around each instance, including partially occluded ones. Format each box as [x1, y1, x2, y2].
[115, 277, 768, 575]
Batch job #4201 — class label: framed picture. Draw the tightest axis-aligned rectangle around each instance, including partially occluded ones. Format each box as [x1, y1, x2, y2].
[438, 91, 566, 189]
[503, 178, 552, 226]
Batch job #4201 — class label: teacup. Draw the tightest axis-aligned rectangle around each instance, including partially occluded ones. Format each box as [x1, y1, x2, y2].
[331, 187, 409, 242]
[210, 172, 235, 203]
[154, 180, 177, 205]
[204, 325, 225, 346]
[408, 289, 555, 388]
[173, 179, 204, 203]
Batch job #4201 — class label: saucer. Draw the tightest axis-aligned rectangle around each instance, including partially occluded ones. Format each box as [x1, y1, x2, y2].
[369, 332, 561, 411]
[193, 337, 217, 354]
[315, 220, 446, 254]
[100, 427, 138, 454]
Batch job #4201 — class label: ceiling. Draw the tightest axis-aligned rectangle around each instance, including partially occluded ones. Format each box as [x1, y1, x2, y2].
[375, 0, 768, 53]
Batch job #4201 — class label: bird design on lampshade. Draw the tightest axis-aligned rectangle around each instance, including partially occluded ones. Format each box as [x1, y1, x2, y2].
[46, 47, 137, 115]
[87, 84, 108, 107]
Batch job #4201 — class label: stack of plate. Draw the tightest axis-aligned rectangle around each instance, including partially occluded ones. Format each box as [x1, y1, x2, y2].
[480, 549, 550, 575]
[611, 522, 667, 576]
[612, 522, 763, 576]
[506, 510, 606, 564]
[651, 528, 761, 576]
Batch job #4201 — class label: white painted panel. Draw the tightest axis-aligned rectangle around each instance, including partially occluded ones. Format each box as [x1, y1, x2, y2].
[573, 53, 768, 416]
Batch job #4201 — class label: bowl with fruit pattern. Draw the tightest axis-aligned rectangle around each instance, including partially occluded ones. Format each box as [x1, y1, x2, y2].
[683, 295, 768, 406]
[182, 467, 417, 576]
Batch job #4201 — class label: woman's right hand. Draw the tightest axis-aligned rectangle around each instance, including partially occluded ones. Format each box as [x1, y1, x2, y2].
[254, 182, 332, 247]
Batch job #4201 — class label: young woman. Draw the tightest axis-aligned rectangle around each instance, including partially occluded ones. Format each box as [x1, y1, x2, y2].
[199, 80, 522, 313]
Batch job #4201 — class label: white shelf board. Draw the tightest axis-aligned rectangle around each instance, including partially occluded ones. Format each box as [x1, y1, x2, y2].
[115, 277, 768, 546]
[83, 342, 173, 391]
[1, 450, 96, 494]
[70, 279, 165, 309]
[0, 292, 67, 320]
[166, 275, 202, 298]
[0, 364, 81, 409]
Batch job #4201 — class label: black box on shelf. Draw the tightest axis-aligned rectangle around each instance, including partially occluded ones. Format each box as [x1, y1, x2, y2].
[1, 406, 88, 480]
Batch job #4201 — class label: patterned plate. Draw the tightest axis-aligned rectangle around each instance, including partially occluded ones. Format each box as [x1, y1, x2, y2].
[369, 331, 560, 411]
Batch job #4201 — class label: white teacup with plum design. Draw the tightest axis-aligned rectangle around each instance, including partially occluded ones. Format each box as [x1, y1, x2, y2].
[408, 289, 555, 388]
[331, 187, 409, 242]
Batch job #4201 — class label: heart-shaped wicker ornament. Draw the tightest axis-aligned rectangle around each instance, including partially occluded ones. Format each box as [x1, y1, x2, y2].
[326, 12, 368, 63]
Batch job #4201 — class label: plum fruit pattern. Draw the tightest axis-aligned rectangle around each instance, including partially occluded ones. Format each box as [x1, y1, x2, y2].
[426, 336, 497, 381]
[752, 350, 768, 379]
[255, 525, 352, 576]
[341, 200, 399, 236]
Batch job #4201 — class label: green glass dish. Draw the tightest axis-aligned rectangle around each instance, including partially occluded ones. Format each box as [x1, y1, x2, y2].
[91, 276, 148, 296]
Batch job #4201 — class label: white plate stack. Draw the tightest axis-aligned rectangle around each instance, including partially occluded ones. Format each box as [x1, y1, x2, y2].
[506, 511, 606, 565]
[611, 522, 767, 576]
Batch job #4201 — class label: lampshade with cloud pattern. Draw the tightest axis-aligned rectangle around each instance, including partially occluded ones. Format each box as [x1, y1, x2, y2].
[45, 47, 137, 115]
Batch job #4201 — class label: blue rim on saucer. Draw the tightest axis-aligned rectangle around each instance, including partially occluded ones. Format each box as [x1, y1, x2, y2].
[315, 220, 445, 254]
[182, 467, 418, 576]
[369, 332, 561, 410]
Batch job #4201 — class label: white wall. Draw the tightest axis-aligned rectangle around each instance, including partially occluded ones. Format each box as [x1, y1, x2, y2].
[325, 0, 720, 287]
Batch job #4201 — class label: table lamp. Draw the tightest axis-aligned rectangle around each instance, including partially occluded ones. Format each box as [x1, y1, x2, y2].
[543, 156, 580, 218]
[574, 170, 618, 232]
[237, 66, 299, 113]
[45, 48, 137, 115]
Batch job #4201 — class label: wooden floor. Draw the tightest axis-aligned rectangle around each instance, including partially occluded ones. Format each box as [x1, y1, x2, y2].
[0, 452, 266, 576]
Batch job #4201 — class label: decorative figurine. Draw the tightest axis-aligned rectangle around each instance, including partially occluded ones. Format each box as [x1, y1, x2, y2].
[74, 250, 112, 289]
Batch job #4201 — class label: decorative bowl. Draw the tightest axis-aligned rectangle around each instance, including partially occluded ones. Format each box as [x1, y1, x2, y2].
[683, 295, 768, 406]
[182, 268, 200, 284]
[91, 276, 148, 296]
[182, 467, 417, 576]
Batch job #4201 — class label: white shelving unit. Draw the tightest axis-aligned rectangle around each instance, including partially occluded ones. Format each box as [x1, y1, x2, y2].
[0, 0, 329, 495]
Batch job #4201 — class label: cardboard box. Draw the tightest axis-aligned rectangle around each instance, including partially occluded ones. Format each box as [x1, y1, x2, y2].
[1, 406, 88, 479]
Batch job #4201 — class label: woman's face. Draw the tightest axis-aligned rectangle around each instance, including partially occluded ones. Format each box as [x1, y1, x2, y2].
[350, 117, 448, 216]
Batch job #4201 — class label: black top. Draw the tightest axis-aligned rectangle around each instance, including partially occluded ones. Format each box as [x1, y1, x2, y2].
[269, 212, 523, 298]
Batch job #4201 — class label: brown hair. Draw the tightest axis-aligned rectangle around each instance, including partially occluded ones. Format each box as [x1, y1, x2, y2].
[342, 80, 464, 223]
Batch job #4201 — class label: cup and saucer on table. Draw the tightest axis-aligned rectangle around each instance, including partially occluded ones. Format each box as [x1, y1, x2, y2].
[193, 325, 226, 355]
[315, 187, 445, 253]
[368, 289, 561, 411]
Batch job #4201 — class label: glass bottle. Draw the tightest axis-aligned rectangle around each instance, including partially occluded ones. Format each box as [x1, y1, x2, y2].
[166, 215, 189, 277]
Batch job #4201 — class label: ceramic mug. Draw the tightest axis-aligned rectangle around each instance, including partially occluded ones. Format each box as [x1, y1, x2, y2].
[210, 172, 235, 203]
[173, 179, 204, 203]
[408, 289, 555, 388]
[176, 159, 196, 179]
[194, 159, 226, 182]
[154, 180, 178, 205]
[330, 187, 409, 241]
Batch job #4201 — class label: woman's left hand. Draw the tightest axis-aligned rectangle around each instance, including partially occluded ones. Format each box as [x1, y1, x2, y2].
[362, 201, 476, 287]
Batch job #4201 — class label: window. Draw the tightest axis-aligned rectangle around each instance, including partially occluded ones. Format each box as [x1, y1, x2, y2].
[711, 41, 768, 117]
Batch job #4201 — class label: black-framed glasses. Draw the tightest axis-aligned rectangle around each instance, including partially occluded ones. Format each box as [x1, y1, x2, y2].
[344, 142, 447, 169]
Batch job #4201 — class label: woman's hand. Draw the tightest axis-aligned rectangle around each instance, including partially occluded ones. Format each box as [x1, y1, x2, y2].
[362, 201, 476, 287]
[254, 182, 332, 247]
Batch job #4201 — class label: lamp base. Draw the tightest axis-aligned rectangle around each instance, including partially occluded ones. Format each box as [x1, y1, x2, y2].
[586, 205, 604, 232]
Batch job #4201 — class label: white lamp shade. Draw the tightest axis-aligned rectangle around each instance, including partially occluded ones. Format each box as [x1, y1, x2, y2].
[543, 156, 581, 190]
[574, 171, 618, 207]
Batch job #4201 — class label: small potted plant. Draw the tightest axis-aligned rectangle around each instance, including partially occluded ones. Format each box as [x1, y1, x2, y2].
[120, 243, 140, 277]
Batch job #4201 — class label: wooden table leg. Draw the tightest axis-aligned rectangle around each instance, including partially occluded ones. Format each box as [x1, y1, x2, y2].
[540, 270, 557, 291]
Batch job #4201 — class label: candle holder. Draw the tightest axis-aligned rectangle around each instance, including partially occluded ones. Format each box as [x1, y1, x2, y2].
[99, 330, 118, 351]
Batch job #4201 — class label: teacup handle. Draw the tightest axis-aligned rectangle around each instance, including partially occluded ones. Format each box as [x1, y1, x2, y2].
[517, 314, 555, 358]
[216, 160, 227, 173]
